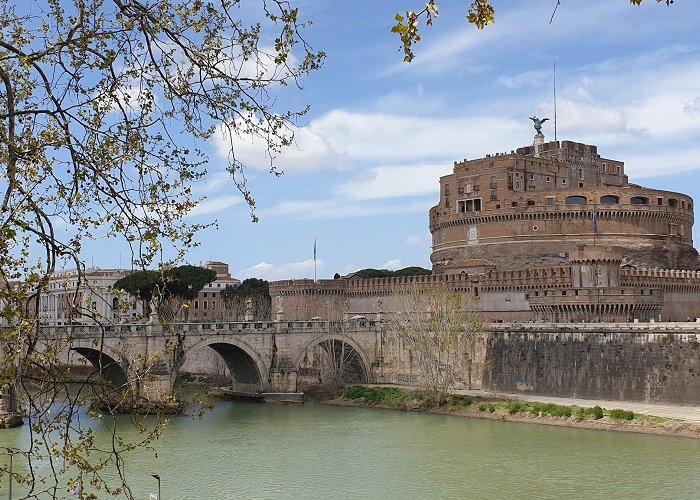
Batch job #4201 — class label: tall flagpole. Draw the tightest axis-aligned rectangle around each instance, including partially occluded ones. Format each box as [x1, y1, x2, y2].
[553, 59, 557, 142]
[313, 237, 317, 283]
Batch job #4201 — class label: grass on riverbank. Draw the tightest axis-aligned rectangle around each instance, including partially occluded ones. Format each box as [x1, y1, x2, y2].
[337, 386, 700, 437]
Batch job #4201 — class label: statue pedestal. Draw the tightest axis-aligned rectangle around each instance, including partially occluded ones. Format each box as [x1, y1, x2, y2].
[534, 133, 544, 156]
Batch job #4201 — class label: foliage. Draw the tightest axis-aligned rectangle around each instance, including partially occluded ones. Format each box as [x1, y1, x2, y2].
[112, 270, 165, 303]
[342, 386, 411, 405]
[354, 267, 432, 279]
[609, 409, 635, 420]
[449, 394, 473, 407]
[0, 0, 322, 495]
[394, 0, 674, 62]
[395, 286, 484, 405]
[220, 278, 271, 320]
[586, 405, 605, 420]
[164, 266, 217, 301]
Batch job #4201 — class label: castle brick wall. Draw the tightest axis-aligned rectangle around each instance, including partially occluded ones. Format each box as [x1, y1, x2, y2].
[484, 325, 700, 405]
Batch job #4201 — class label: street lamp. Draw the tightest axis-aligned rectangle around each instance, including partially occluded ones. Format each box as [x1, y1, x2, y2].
[151, 473, 161, 500]
[4, 448, 15, 500]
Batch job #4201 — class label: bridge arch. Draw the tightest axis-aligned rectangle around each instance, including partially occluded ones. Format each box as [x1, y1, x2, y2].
[296, 334, 370, 385]
[185, 337, 267, 393]
[69, 346, 130, 393]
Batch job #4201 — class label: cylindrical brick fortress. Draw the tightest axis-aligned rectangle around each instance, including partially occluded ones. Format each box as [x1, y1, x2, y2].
[430, 140, 698, 272]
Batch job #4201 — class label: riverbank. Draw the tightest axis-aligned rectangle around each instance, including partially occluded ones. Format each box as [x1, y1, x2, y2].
[330, 386, 700, 439]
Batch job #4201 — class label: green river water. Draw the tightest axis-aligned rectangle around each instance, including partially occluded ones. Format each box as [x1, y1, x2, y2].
[1, 400, 700, 499]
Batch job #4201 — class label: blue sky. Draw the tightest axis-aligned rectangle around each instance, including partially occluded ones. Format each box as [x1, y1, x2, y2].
[82, 0, 700, 280]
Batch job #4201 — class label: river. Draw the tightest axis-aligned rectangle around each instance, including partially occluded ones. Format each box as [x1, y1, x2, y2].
[1, 400, 700, 499]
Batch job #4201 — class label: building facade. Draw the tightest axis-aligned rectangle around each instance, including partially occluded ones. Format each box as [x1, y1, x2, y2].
[270, 136, 700, 323]
[35, 261, 240, 325]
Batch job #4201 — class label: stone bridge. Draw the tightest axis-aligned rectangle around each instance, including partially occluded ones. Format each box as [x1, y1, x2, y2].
[38, 319, 385, 403]
[16, 319, 700, 407]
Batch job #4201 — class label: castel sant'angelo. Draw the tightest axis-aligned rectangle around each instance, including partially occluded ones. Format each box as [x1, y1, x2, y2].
[270, 121, 700, 323]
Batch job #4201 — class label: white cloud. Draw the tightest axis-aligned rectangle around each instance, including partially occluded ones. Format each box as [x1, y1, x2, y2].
[499, 70, 550, 89]
[212, 118, 346, 174]
[335, 164, 451, 201]
[383, 259, 402, 271]
[260, 199, 432, 220]
[187, 195, 242, 217]
[405, 233, 431, 246]
[238, 259, 323, 281]
[617, 147, 700, 179]
[684, 97, 700, 118]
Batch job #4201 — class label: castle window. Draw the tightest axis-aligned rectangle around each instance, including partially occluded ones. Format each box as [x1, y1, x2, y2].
[204, 300, 208, 309]
[545, 176, 551, 183]
[457, 198, 482, 213]
[565, 196, 587, 205]
[668, 198, 678, 208]
[490, 190, 497, 200]
[682, 200, 686, 209]
[546, 196, 555, 206]
[578, 168, 584, 180]
[511, 201, 518, 207]
[631, 196, 649, 205]
[578, 182, 584, 188]
[514, 171, 520, 178]
[515, 181, 520, 190]
[194, 300, 199, 310]
[562, 179, 567, 185]
[527, 200, 536, 207]
[600, 195, 619, 204]
[529, 173, 535, 180]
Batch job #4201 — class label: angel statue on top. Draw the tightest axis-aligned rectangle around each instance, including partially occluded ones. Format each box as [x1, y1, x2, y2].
[529, 116, 549, 134]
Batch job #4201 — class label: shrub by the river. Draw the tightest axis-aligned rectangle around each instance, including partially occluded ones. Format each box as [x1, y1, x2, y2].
[478, 403, 496, 413]
[609, 409, 635, 421]
[450, 394, 473, 407]
[528, 402, 572, 418]
[586, 406, 605, 420]
[505, 401, 527, 415]
[343, 386, 410, 405]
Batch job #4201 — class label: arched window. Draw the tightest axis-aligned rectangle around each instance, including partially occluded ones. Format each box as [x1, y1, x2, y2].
[565, 195, 587, 205]
[631, 196, 649, 205]
[668, 198, 678, 208]
[600, 195, 619, 204]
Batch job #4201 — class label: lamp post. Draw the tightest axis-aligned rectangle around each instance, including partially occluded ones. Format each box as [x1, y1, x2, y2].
[4, 448, 15, 500]
[151, 473, 161, 500]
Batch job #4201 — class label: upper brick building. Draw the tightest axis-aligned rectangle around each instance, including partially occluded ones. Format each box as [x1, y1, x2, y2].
[270, 136, 700, 323]
[430, 139, 697, 274]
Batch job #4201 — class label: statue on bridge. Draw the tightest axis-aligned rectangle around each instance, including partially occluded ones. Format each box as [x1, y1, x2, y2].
[276, 295, 284, 314]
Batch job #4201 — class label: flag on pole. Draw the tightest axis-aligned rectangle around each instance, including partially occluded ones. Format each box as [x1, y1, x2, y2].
[313, 238, 317, 262]
[593, 206, 599, 234]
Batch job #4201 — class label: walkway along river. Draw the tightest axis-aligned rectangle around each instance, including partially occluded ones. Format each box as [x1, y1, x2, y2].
[1, 400, 700, 499]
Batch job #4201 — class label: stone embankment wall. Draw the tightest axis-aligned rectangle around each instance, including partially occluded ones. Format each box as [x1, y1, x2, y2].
[484, 324, 700, 405]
